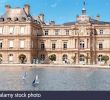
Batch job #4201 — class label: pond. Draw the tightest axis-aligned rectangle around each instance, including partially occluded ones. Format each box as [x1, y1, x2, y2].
[0, 66, 110, 91]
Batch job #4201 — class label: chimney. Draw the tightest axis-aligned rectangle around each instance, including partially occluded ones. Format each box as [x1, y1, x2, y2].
[24, 4, 30, 15]
[5, 5, 11, 13]
[39, 13, 44, 22]
[96, 15, 100, 21]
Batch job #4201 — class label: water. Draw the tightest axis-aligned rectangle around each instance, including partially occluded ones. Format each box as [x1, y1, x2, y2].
[0, 66, 110, 91]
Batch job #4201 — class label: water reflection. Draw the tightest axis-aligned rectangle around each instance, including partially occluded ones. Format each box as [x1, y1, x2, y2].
[0, 66, 110, 90]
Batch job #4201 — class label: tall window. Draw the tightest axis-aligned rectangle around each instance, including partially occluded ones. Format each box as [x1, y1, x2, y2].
[80, 55, 85, 61]
[63, 42, 67, 49]
[9, 40, 13, 48]
[9, 27, 14, 34]
[45, 30, 48, 35]
[98, 55, 103, 62]
[0, 41, 2, 49]
[20, 27, 25, 34]
[100, 29, 103, 35]
[55, 29, 59, 35]
[41, 42, 45, 49]
[66, 30, 69, 35]
[40, 54, 45, 61]
[99, 43, 103, 50]
[0, 27, 3, 34]
[20, 40, 25, 48]
[80, 40, 84, 49]
[31, 41, 33, 48]
[9, 54, 13, 62]
[62, 54, 68, 61]
[52, 43, 56, 50]
[75, 39, 77, 48]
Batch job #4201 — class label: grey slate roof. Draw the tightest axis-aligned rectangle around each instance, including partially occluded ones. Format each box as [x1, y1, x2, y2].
[63, 22, 76, 26]
[63, 18, 110, 26]
[90, 18, 110, 24]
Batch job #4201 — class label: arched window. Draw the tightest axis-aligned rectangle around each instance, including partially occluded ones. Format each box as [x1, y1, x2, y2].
[80, 40, 84, 49]
[62, 54, 68, 61]
[19, 54, 27, 64]
[40, 54, 45, 61]
[0, 41, 2, 49]
[9, 54, 13, 62]
[80, 54, 85, 61]
[98, 55, 103, 61]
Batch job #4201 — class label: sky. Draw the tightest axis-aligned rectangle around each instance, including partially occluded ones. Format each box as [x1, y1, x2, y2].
[0, 0, 110, 24]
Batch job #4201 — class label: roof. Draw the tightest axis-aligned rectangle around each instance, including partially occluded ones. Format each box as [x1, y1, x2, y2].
[90, 18, 110, 24]
[63, 22, 76, 26]
[63, 18, 110, 26]
[1, 8, 32, 21]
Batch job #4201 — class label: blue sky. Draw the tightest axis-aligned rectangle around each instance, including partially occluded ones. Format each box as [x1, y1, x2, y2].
[0, 0, 110, 24]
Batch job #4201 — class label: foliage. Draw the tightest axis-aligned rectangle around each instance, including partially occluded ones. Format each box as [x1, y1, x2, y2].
[49, 54, 56, 61]
[101, 55, 109, 64]
[71, 56, 76, 63]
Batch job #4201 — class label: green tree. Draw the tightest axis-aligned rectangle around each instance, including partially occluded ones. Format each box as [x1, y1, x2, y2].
[49, 54, 56, 61]
[0, 54, 2, 64]
[101, 55, 109, 64]
[71, 56, 76, 64]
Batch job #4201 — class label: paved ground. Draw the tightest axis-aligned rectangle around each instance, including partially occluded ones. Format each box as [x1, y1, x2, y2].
[0, 64, 110, 69]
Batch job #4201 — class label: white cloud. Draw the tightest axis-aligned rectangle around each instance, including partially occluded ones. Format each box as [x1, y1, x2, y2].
[50, 3, 57, 8]
[50, 0, 62, 8]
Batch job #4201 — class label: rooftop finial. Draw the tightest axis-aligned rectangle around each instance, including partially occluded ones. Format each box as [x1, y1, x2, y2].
[83, 0, 86, 9]
[82, 0, 86, 15]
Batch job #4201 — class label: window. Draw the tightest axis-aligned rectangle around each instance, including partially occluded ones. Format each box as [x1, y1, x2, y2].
[100, 29, 103, 35]
[9, 54, 13, 62]
[66, 30, 69, 35]
[80, 55, 85, 61]
[99, 43, 103, 50]
[31, 41, 33, 48]
[55, 29, 59, 35]
[9, 40, 13, 48]
[75, 39, 77, 48]
[62, 54, 68, 61]
[20, 27, 25, 34]
[63, 42, 67, 49]
[52, 43, 56, 50]
[0, 27, 3, 34]
[98, 55, 103, 61]
[41, 42, 45, 49]
[20, 40, 25, 48]
[80, 40, 84, 49]
[40, 54, 45, 61]
[0, 41, 2, 49]
[45, 30, 48, 35]
[9, 27, 14, 34]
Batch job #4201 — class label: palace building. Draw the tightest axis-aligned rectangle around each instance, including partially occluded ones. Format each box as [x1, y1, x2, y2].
[0, 1, 110, 64]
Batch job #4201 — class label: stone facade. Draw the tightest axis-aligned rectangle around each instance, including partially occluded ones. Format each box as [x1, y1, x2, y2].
[0, 4, 110, 65]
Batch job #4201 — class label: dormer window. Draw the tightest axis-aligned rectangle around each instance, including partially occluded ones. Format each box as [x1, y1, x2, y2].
[0, 18, 4, 22]
[7, 17, 11, 21]
[22, 17, 26, 21]
[14, 17, 18, 21]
